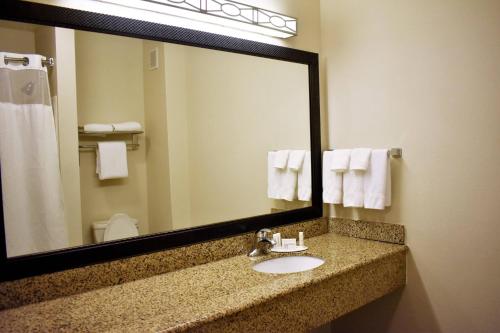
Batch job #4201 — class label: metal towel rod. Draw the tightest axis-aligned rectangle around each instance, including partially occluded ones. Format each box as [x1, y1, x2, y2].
[330, 148, 402, 158]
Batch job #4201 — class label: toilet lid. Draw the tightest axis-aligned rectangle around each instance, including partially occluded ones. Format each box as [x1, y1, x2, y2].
[103, 214, 139, 242]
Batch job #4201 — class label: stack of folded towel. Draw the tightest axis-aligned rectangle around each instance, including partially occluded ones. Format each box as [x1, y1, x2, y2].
[83, 121, 142, 133]
[323, 148, 391, 210]
[268, 149, 311, 202]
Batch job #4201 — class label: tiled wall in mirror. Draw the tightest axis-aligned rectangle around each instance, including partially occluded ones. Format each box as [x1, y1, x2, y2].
[0, 19, 311, 257]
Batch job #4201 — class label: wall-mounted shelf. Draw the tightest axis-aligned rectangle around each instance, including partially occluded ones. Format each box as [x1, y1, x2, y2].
[78, 126, 143, 152]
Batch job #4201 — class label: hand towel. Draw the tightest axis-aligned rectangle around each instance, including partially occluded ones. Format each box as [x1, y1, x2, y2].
[83, 123, 113, 132]
[96, 142, 128, 180]
[349, 148, 372, 171]
[343, 170, 365, 207]
[112, 121, 142, 132]
[288, 150, 306, 171]
[364, 149, 391, 209]
[273, 150, 289, 169]
[267, 152, 282, 199]
[280, 167, 298, 201]
[298, 151, 311, 201]
[323, 151, 343, 204]
[330, 149, 351, 172]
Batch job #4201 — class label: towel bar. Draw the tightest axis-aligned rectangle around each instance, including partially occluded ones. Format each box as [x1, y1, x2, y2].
[78, 127, 142, 152]
[78, 143, 139, 152]
[276, 148, 403, 158]
[389, 148, 402, 158]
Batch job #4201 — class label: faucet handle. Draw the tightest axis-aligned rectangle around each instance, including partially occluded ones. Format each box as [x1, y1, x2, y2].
[256, 228, 272, 240]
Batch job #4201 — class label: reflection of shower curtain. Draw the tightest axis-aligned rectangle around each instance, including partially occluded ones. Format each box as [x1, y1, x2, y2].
[0, 52, 68, 257]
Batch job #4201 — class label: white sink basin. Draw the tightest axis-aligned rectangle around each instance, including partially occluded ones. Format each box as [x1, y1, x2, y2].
[253, 255, 325, 274]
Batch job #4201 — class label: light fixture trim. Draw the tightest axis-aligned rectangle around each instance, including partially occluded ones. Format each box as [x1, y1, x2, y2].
[122, 0, 298, 38]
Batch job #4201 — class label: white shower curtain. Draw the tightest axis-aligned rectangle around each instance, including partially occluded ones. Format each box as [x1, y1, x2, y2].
[0, 52, 68, 257]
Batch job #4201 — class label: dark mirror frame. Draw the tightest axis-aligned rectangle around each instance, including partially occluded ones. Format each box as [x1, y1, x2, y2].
[0, 0, 322, 281]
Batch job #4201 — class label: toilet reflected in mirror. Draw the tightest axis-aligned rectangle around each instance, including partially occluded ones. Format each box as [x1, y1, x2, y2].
[92, 214, 139, 243]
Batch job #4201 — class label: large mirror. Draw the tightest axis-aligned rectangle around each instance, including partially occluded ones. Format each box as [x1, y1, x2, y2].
[0, 1, 321, 279]
[0, 19, 312, 258]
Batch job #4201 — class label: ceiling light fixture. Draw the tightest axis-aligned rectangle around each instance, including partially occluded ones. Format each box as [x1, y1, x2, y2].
[98, 0, 297, 39]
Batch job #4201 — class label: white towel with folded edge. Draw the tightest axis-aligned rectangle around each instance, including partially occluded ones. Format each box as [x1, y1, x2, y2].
[267, 152, 282, 199]
[349, 148, 371, 171]
[112, 121, 142, 132]
[280, 167, 298, 201]
[273, 150, 289, 169]
[331, 149, 351, 172]
[364, 149, 391, 209]
[343, 170, 365, 207]
[323, 151, 343, 204]
[298, 151, 311, 201]
[83, 123, 113, 132]
[288, 150, 306, 171]
[96, 142, 128, 180]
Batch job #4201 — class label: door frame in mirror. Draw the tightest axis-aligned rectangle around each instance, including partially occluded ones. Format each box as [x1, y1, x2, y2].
[0, 0, 322, 281]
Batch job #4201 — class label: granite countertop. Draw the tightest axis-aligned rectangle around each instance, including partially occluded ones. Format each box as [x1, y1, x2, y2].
[0, 233, 407, 332]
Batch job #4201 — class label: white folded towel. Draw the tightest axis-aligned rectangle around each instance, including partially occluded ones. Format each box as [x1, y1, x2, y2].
[288, 150, 306, 171]
[112, 121, 142, 132]
[267, 152, 282, 199]
[323, 151, 343, 204]
[298, 151, 311, 201]
[349, 148, 372, 171]
[96, 142, 128, 180]
[280, 167, 298, 201]
[83, 123, 113, 133]
[331, 149, 351, 172]
[273, 150, 289, 169]
[364, 149, 391, 209]
[267, 151, 298, 201]
[343, 170, 365, 207]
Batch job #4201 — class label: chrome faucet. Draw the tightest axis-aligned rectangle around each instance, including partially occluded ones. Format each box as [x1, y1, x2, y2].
[248, 228, 276, 257]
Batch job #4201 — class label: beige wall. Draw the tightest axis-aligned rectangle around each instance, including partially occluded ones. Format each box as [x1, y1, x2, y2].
[186, 47, 311, 226]
[163, 43, 192, 230]
[0, 23, 36, 53]
[75, 31, 149, 244]
[321, 0, 500, 332]
[146, 43, 311, 229]
[143, 41, 174, 234]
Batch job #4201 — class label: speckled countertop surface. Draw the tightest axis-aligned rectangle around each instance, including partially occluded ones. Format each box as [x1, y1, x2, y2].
[0, 233, 407, 333]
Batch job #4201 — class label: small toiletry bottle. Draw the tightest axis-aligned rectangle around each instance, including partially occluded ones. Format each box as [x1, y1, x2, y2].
[273, 233, 282, 248]
[298, 232, 304, 246]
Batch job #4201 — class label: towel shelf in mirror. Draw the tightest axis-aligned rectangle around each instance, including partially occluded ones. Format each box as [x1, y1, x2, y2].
[78, 126, 142, 152]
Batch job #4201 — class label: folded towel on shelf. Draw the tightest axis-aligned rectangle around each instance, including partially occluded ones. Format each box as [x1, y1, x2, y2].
[298, 151, 311, 201]
[288, 150, 307, 171]
[83, 123, 113, 133]
[364, 149, 391, 209]
[273, 150, 289, 169]
[330, 149, 351, 172]
[96, 142, 128, 180]
[349, 148, 372, 171]
[112, 122, 142, 132]
[323, 151, 343, 204]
